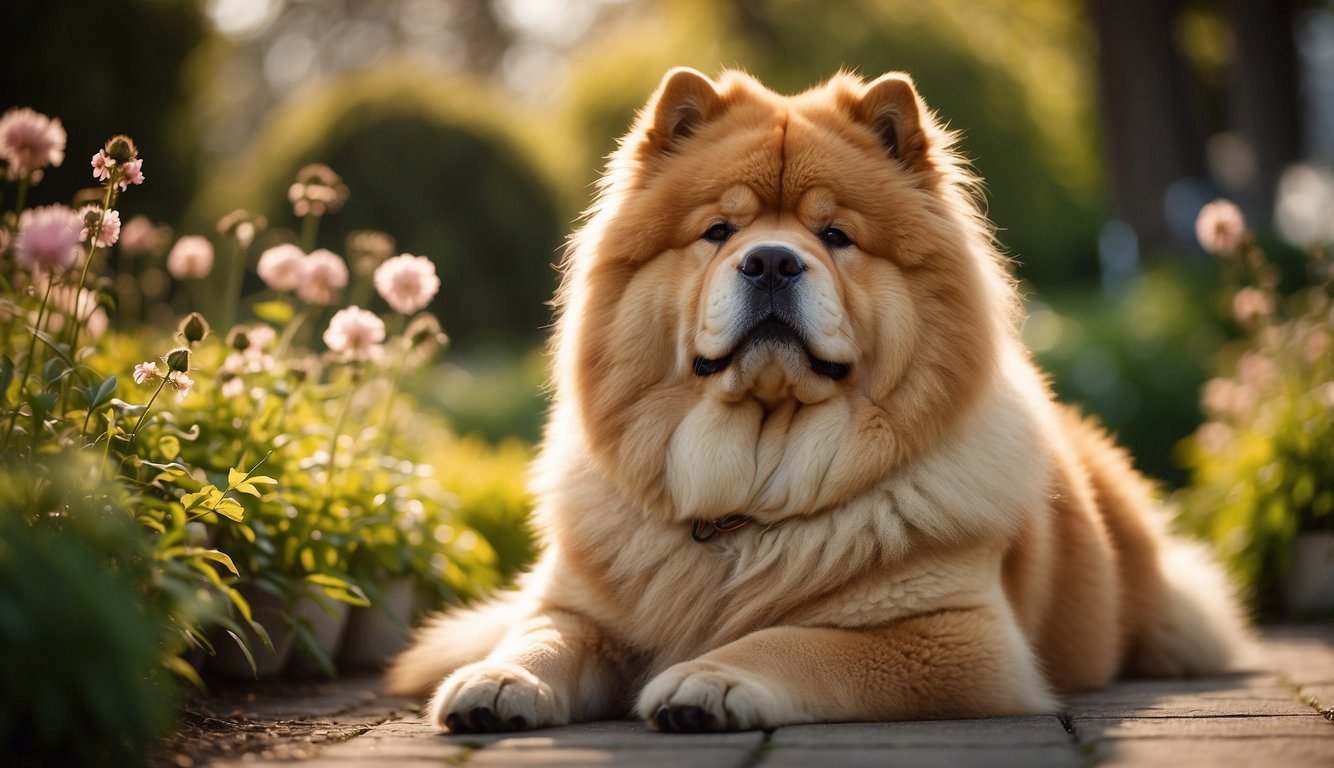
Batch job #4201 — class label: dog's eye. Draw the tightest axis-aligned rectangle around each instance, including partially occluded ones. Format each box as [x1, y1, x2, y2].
[819, 227, 852, 248]
[702, 223, 733, 243]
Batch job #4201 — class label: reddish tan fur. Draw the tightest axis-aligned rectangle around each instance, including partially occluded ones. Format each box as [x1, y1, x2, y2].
[387, 69, 1247, 732]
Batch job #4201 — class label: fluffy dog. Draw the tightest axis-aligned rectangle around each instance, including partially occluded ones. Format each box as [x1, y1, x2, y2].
[387, 68, 1246, 733]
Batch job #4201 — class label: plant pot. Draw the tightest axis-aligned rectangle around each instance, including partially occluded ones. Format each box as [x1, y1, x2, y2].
[338, 577, 417, 669]
[286, 594, 352, 677]
[209, 586, 295, 678]
[1281, 532, 1334, 615]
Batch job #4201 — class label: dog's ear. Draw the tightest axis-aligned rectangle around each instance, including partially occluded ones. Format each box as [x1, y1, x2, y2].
[640, 67, 723, 154]
[854, 73, 930, 170]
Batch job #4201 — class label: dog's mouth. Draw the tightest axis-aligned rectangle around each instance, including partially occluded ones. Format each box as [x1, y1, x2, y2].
[693, 316, 851, 380]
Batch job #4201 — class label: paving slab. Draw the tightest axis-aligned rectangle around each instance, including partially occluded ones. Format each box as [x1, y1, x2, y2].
[183, 625, 1334, 768]
[1092, 737, 1334, 768]
[770, 716, 1072, 747]
[1072, 714, 1333, 740]
[761, 745, 1088, 768]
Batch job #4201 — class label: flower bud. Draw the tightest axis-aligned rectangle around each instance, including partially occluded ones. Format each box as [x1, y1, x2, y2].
[405, 313, 449, 354]
[104, 135, 138, 164]
[227, 326, 251, 351]
[165, 347, 192, 373]
[177, 312, 210, 346]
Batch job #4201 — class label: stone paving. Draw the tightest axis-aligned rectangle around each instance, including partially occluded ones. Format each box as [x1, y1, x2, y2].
[204, 625, 1334, 768]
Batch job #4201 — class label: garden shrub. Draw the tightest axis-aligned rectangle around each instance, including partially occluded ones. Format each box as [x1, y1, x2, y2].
[1176, 201, 1333, 612]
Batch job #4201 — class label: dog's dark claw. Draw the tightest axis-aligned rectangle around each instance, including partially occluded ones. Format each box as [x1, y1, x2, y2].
[468, 706, 498, 731]
[654, 704, 716, 733]
[510, 715, 528, 729]
[444, 711, 467, 733]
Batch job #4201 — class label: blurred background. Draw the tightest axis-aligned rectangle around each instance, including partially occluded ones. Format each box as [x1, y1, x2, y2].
[4, 0, 1331, 485]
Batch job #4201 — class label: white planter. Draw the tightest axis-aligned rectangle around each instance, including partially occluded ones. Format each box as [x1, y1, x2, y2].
[1282, 532, 1334, 614]
[286, 594, 352, 677]
[210, 586, 295, 678]
[338, 577, 417, 669]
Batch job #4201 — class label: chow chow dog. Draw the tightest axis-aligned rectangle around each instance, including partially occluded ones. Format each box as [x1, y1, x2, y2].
[387, 68, 1246, 733]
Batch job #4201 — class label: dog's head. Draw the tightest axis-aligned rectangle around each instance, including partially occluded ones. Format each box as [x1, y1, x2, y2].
[551, 69, 1018, 520]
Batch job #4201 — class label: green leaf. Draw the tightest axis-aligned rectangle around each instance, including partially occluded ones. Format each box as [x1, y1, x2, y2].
[0, 355, 13, 396]
[233, 482, 261, 497]
[246, 475, 279, 486]
[252, 301, 294, 324]
[163, 655, 206, 691]
[223, 629, 258, 677]
[158, 434, 181, 460]
[320, 585, 372, 608]
[226, 587, 253, 622]
[181, 485, 219, 512]
[91, 374, 118, 408]
[227, 467, 247, 488]
[213, 497, 245, 522]
[198, 549, 239, 576]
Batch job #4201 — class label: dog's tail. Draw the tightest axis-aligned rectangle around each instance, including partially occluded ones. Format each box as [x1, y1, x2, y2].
[384, 590, 527, 696]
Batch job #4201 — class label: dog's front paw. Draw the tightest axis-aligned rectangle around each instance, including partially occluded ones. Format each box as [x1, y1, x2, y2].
[430, 663, 566, 733]
[638, 661, 797, 732]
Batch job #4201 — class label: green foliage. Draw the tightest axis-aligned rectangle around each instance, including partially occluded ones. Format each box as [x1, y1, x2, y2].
[1177, 237, 1333, 611]
[0, 466, 181, 768]
[1032, 265, 1225, 485]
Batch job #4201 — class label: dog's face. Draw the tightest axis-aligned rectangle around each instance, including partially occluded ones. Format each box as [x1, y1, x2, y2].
[554, 69, 1015, 520]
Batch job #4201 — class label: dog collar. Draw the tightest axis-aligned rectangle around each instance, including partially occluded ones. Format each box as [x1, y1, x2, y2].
[691, 514, 752, 542]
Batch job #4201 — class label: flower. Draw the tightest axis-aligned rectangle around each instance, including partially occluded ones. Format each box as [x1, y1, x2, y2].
[1232, 287, 1273, 325]
[45, 283, 108, 341]
[323, 306, 386, 362]
[374, 254, 441, 314]
[165, 348, 191, 373]
[288, 163, 348, 217]
[220, 372, 245, 399]
[166, 235, 215, 280]
[296, 249, 348, 305]
[169, 371, 195, 400]
[217, 209, 264, 248]
[91, 150, 113, 182]
[79, 206, 121, 248]
[118, 215, 169, 257]
[1195, 199, 1246, 256]
[247, 324, 277, 350]
[133, 361, 163, 384]
[0, 107, 66, 179]
[118, 158, 144, 190]
[257, 243, 305, 291]
[14, 205, 82, 273]
[348, 230, 395, 276]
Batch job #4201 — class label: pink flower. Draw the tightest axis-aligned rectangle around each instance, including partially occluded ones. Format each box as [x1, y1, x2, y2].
[79, 206, 121, 248]
[166, 235, 215, 280]
[1303, 326, 1329, 364]
[322, 306, 385, 362]
[220, 374, 245, 399]
[296, 249, 348, 305]
[1232, 287, 1273, 325]
[133, 361, 163, 384]
[0, 107, 66, 178]
[118, 215, 169, 256]
[257, 243, 305, 292]
[1195, 199, 1246, 255]
[119, 158, 144, 190]
[374, 253, 440, 314]
[247, 324, 277, 350]
[169, 371, 195, 400]
[91, 150, 113, 182]
[47, 284, 108, 341]
[14, 205, 82, 273]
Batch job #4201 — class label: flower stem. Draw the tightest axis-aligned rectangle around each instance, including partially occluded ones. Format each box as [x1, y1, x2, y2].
[127, 375, 169, 447]
[11, 179, 28, 219]
[322, 369, 360, 509]
[276, 304, 314, 357]
[378, 340, 408, 453]
[2, 276, 56, 451]
[301, 214, 319, 252]
[67, 183, 116, 354]
[225, 239, 244, 330]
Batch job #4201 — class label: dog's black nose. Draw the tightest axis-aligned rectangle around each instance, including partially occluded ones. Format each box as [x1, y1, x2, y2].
[738, 246, 804, 291]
